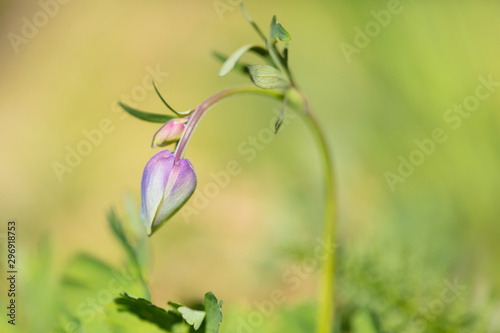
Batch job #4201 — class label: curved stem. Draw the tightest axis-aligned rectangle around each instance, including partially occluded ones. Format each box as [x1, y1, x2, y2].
[173, 85, 336, 332]
[297, 90, 336, 333]
[174, 85, 284, 160]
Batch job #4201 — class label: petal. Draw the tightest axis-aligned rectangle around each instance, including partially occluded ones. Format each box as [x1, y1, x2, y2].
[152, 158, 197, 233]
[140, 150, 174, 230]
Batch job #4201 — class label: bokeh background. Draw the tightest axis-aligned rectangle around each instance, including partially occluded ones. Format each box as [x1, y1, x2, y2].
[1, 0, 499, 332]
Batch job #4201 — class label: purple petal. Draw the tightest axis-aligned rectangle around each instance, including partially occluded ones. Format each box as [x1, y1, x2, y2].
[152, 158, 197, 233]
[141, 150, 174, 230]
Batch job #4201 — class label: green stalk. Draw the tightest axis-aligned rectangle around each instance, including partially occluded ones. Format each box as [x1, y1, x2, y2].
[296, 89, 336, 333]
[175, 85, 336, 332]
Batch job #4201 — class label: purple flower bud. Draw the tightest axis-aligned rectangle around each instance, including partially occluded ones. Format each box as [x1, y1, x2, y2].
[141, 149, 196, 235]
[151, 118, 188, 148]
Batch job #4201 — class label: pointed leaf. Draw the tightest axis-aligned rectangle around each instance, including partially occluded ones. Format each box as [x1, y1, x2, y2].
[204, 292, 223, 333]
[270, 15, 291, 42]
[115, 293, 185, 332]
[283, 43, 289, 66]
[108, 208, 150, 299]
[178, 307, 205, 330]
[219, 44, 268, 77]
[248, 65, 288, 89]
[275, 92, 288, 134]
[212, 51, 250, 75]
[119, 102, 176, 123]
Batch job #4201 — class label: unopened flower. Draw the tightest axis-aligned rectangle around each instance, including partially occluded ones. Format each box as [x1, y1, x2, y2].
[141, 149, 196, 235]
[151, 118, 188, 148]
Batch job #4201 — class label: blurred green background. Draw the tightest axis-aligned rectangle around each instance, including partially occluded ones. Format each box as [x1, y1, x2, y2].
[1, 0, 499, 332]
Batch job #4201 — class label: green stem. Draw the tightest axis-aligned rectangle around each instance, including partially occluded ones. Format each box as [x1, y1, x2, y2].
[174, 85, 336, 332]
[297, 89, 336, 333]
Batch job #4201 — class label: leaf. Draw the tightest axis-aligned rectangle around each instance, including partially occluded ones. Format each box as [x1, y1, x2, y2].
[212, 51, 250, 75]
[152, 81, 193, 116]
[248, 65, 288, 89]
[275, 92, 288, 134]
[115, 293, 186, 332]
[108, 208, 150, 299]
[219, 44, 268, 77]
[108, 209, 137, 266]
[270, 15, 291, 42]
[283, 43, 289, 67]
[177, 307, 205, 330]
[119, 102, 176, 123]
[152, 81, 181, 115]
[204, 292, 223, 333]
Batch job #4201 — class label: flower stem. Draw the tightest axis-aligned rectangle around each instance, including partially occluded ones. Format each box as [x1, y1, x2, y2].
[173, 85, 336, 332]
[296, 89, 336, 333]
[174, 86, 284, 160]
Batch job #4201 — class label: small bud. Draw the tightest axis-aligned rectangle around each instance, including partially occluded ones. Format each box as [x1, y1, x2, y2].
[151, 118, 188, 148]
[141, 149, 196, 235]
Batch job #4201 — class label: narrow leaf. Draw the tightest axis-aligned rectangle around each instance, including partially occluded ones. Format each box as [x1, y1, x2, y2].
[119, 102, 176, 123]
[108, 209, 150, 299]
[219, 44, 268, 77]
[248, 65, 288, 89]
[275, 92, 288, 134]
[204, 292, 223, 333]
[152, 81, 183, 115]
[284, 43, 289, 66]
[212, 51, 250, 75]
[178, 307, 206, 330]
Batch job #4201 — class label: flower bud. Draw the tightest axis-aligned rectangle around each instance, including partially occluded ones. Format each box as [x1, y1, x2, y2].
[151, 118, 188, 147]
[141, 149, 196, 235]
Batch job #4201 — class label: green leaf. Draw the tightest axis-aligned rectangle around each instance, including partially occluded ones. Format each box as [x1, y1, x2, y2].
[283, 43, 289, 67]
[115, 293, 186, 332]
[204, 292, 223, 333]
[275, 92, 288, 134]
[270, 15, 291, 42]
[108, 208, 150, 299]
[219, 44, 268, 77]
[248, 65, 288, 89]
[119, 102, 176, 123]
[212, 51, 250, 75]
[152, 81, 193, 116]
[177, 307, 205, 330]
